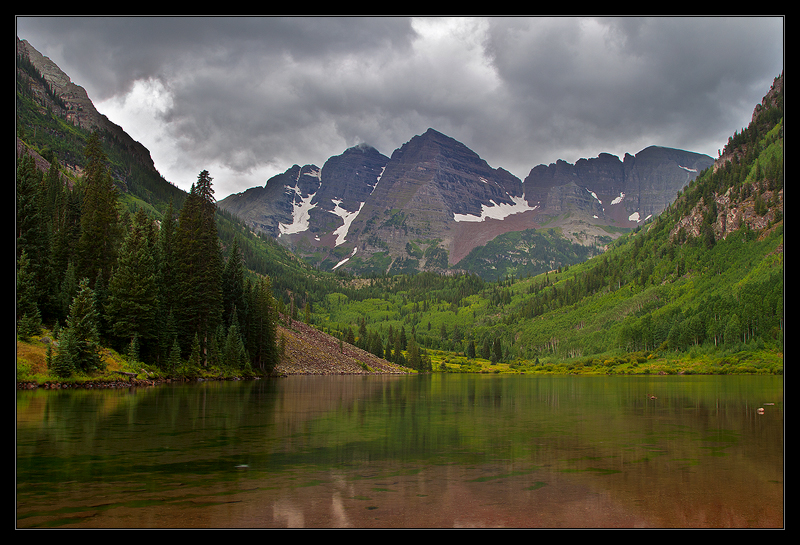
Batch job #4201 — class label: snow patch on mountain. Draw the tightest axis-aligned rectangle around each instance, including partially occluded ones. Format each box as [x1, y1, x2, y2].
[331, 199, 365, 246]
[452, 194, 538, 223]
[332, 247, 358, 270]
[279, 187, 317, 235]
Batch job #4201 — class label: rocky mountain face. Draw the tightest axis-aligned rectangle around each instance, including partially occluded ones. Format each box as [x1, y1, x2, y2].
[219, 144, 390, 248]
[220, 128, 713, 277]
[16, 38, 158, 176]
[524, 146, 714, 225]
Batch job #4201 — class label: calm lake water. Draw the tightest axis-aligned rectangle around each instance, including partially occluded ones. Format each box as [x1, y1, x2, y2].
[16, 374, 783, 528]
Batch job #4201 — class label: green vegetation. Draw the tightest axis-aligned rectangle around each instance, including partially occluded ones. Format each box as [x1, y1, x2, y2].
[455, 227, 602, 282]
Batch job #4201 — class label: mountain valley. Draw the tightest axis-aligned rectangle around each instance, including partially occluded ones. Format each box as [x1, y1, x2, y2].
[16, 35, 783, 379]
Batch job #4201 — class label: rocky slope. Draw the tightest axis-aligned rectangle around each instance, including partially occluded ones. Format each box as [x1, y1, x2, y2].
[275, 318, 411, 375]
[337, 128, 532, 274]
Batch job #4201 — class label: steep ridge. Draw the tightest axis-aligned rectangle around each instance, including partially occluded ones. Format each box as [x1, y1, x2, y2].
[16, 38, 158, 176]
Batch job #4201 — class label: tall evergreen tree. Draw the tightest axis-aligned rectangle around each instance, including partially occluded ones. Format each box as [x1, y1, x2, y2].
[222, 237, 246, 331]
[223, 307, 248, 370]
[16, 154, 44, 261]
[16, 154, 52, 319]
[58, 261, 79, 319]
[156, 198, 178, 363]
[51, 183, 82, 317]
[467, 339, 476, 359]
[37, 160, 65, 321]
[105, 207, 159, 357]
[76, 133, 122, 288]
[62, 278, 103, 372]
[247, 276, 278, 373]
[16, 250, 42, 340]
[173, 172, 223, 365]
[407, 335, 421, 370]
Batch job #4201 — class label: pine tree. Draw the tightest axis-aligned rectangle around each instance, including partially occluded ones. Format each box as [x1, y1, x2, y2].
[247, 276, 278, 373]
[492, 337, 502, 363]
[58, 261, 78, 319]
[393, 335, 404, 366]
[407, 335, 421, 370]
[173, 173, 223, 365]
[16, 250, 42, 340]
[16, 154, 52, 319]
[467, 339, 476, 359]
[50, 326, 77, 378]
[481, 338, 491, 360]
[370, 332, 384, 359]
[37, 160, 63, 320]
[63, 278, 103, 372]
[105, 208, 159, 355]
[51, 184, 83, 321]
[126, 333, 140, 365]
[16, 154, 44, 262]
[223, 310, 248, 370]
[76, 133, 122, 288]
[222, 237, 246, 331]
[168, 337, 183, 373]
[156, 198, 178, 363]
[188, 333, 201, 369]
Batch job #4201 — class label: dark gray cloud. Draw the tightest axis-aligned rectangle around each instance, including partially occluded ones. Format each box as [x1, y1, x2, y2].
[16, 16, 783, 198]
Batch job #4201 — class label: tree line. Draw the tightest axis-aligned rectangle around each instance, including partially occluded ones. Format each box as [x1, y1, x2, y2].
[16, 133, 279, 377]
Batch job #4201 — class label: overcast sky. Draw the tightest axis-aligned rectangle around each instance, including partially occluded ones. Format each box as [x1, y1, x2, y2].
[16, 16, 784, 200]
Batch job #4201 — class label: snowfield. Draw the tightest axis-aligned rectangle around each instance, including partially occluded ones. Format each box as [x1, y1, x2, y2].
[452, 194, 538, 223]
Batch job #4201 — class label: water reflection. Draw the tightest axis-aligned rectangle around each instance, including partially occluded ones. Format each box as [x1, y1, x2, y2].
[17, 375, 783, 528]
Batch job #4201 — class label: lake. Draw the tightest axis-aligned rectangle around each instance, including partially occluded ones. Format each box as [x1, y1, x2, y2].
[16, 374, 783, 528]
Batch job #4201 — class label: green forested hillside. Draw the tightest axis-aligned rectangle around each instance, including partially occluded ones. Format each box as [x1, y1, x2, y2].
[453, 226, 604, 282]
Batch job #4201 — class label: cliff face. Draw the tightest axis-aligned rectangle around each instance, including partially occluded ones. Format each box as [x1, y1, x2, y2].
[220, 164, 323, 238]
[219, 146, 390, 251]
[16, 38, 158, 176]
[524, 146, 714, 225]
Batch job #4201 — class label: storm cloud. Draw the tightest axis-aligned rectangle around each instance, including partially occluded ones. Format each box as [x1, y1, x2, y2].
[16, 16, 783, 199]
